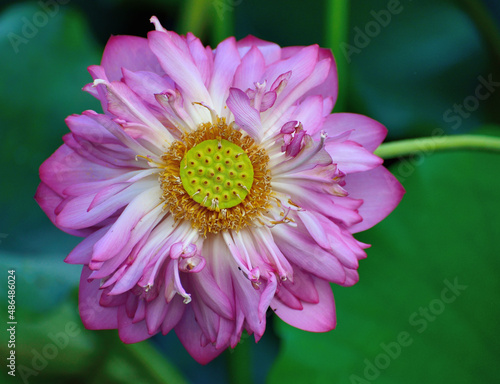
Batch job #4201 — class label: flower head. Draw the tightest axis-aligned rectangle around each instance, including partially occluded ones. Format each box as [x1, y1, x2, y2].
[35, 17, 404, 364]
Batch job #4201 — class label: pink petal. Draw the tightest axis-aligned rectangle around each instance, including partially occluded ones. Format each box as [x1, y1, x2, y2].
[301, 47, 338, 106]
[346, 165, 405, 233]
[275, 286, 302, 310]
[326, 140, 383, 174]
[209, 37, 241, 114]
[55, 181, 156, 229]
[97, 80, 172, 145]
[233, 45, 266, 92]
[161, 295, 185, 335]
[92, 187, 162, 261]
[175, 306, 225, 364]
[148, 31, 212, 109]
[271, 277, 336, 332]
[65, 225, 110, 264]
[288, 95, 325, 134]
[101, 35, 164, 82]
[273, 226, 347, 284]
[190, 268, 234, 320]
[186, 32, 213, 86]
[258, 273, 278, 322]
[226, 87, 262, 140]
[262, 44, 319, 104]
[66, 114, 118, 144]
[283, 266, 319, 304]
[236, 35, 282, 65]
[322, 113, 387, 152]
[263, 58, 331, 133]
[82, 111, 161, 159]
[146, 292, 169, 334]
[39, 144, 124, 196]
[118, 306, 154, 343]
[122, 68, 175, 107]
[79, 266, 118, 330]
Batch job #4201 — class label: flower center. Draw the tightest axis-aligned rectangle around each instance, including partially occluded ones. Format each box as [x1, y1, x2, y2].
[160, 119, 272, 235]
[179, 139, 254, 210]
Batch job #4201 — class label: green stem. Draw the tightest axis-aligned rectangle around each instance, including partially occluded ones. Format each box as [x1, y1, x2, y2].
[178, 0, 211, 37]
[325, 0, 350, 112]
[455, 0, 500, 64]
[227, 337, 253, 384]
[374, 135, 500, 159]
[212, 0, 235, 45]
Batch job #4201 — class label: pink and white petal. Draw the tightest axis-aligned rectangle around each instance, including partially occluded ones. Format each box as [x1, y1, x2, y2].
[66, 114, 119, 144]
[233, 45, 266, 92]
[175, 306, 225, 364]
[79, 266, 118, 329]
[101, 35, 164, 82]
[322, 113, 387, 152]
[226, 87, 262, 140]
[122, 69, 175, 107]
[186, 32, 213, 86]
[236, 36, 282, 65]
[263, 58, 331, 135]
[209, 37, 241, 115]
[56, 180, 156, 230]
[96, 80, 173, 145]
[34, 183, 92, 237]
[92, 187, 163, 262]
[273, 226, 347, 284]
[39, 144, 125, 196]
[288, 95, 325, 134]
[86, 65, 110, 111]
[299, 210, 330, 249]
[302, 47, 338, 105]
[83, 111, 162, 160]
[272, 277, 336, 332]
[65, 225, 110, 264]
[148, 31, 212, 114]
[346, 165, 405, 233]
[326, 140, 383, 174]
[261, 45, 319, 106]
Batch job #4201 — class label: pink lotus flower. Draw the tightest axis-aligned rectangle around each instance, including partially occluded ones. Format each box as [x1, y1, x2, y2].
[35, 17, 404, 364]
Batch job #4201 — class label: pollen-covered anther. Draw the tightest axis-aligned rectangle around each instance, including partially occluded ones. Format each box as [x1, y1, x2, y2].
[160, 119, 272, 235]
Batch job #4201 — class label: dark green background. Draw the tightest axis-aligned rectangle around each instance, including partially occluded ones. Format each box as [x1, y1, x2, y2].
[0, 0, 499, 383]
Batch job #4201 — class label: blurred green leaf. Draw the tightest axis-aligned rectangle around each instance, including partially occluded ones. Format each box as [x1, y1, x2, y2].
[90, 340, 188, 384]
[346, 0, 497, 138]
[0, 2, 101, 253]
[270, 150, 500, 384]
[0, 252, 80, 312]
